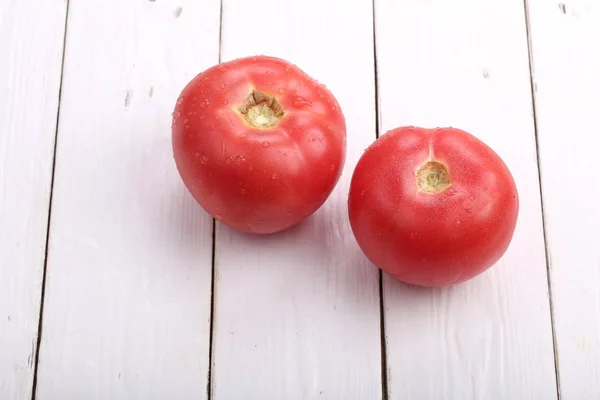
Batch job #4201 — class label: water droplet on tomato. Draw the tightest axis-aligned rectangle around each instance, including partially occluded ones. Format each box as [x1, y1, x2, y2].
[447, 188, 457, 196]
[235, 155, 245, 164]
[239, 133, 248, 138]
[360, 190, 366, 196]
[410, 232, 417, 239]
[455, 220, 461, 227]
[271, 173, 277, 179]
[278, 88, 285, 94]
[240, 188, 246, 194]
[215, 213, 222, 220]
[225, 157, 233, 165]
[285, 67, 291, 73]
[330, 165, 335, 170]
[293, 96, 312, 108]
[262, 141, 270, 147]
[248, 166, 254, 171]
[222, 99, 229, 105]
[469, 195, 475, 201]
[331, 105, 337, 111]
[219, 83, 226, 89]
[183, 118, 189, 123]
[177, 96, 184, 105]
[463, 200, 473, 212]
[200, 155, 209, 164]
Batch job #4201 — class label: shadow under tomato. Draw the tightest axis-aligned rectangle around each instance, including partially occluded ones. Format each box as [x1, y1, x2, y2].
[380, 265, 497, 316]
[212, 201, 382, 318]
[130, 130, 215, 274]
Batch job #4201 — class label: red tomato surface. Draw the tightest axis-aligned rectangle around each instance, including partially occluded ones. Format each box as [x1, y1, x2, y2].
[348, 126, 519, 287]
[172, 56, 346, 234]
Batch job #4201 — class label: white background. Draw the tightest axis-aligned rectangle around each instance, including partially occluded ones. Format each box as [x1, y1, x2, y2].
[1, 0, 598, 398]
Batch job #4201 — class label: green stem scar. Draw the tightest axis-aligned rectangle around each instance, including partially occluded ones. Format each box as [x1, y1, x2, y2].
[416, 161, 452, 194]
[238, 90, 284, 129]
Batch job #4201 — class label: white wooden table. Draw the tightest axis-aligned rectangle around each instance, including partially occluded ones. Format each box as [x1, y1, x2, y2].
[1, 0, 599, 398]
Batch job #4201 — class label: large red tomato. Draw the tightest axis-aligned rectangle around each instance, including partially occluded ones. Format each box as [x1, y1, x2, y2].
[172, 56, 346, 234]
[348, 126, 519, 287]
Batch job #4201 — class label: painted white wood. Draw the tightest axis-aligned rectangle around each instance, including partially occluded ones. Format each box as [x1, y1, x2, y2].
[34, 1, 220, 398]
[527, 1, 600, 397]
[211, 0, 382, 398]
[374, 0, 557, 398]
[0, 1, 67, 398]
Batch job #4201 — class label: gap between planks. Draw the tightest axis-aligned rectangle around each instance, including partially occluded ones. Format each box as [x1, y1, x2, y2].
[371, 0, 389, 398]
[521, 0, 561, 397]
[206, 0, 225, 398]
[31, 1, 72, 399]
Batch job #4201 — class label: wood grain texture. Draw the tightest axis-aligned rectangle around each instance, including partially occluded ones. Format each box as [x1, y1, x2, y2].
[34, 1, 220, 398]
[211, 0, 382, 398]
[527, 1, 600, 397]
[374, 0, 557, 398]
[0, 1, 67, 398]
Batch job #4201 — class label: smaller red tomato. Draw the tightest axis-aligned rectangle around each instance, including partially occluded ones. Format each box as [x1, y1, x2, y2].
[348, 126, 519, 287]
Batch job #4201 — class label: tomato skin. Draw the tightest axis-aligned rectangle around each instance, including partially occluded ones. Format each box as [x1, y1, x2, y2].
[172, 56, 346, 234]
[348, 126, 519, 287]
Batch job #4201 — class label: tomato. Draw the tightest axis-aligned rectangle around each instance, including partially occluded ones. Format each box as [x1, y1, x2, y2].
[172, 56, 346, 234]
[348, 126, 519, 287]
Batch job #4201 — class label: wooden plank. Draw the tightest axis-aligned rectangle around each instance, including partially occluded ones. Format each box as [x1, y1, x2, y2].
[0, 1, 67, 398]
[211, 0, 382, 398]
[34, 1, 220, 398]
[374, 0, 557, 398]
[527, 1, 600, 397]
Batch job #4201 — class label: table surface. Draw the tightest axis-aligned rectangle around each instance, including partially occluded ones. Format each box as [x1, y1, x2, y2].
[1, 0, 599, 399]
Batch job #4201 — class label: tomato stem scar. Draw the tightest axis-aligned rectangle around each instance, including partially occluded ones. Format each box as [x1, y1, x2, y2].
[416, 161, 452, 194]
[238, 90, 284, 129]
